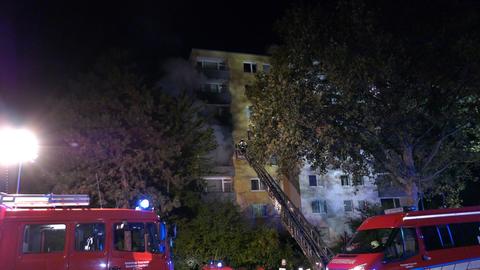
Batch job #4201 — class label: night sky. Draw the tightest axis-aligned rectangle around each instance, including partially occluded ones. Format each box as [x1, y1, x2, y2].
[0, 0, 292, 118]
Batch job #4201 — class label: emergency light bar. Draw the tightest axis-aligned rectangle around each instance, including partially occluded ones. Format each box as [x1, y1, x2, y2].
[0, 193, 90, 208]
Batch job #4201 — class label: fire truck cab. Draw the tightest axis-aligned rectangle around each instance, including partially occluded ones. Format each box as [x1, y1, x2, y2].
[327, 206, 480, 270]
[0, 193, 174, 270]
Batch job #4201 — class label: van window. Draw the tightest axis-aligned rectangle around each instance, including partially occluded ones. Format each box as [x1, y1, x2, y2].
[147, 222, 163, 253]
[384, 228, 418, 260]
[114, 223, 145, 252]
[420, 226, 442, 250]
[437, 225, 454, 248]
[75, 223, 105, 252]
[449, 222, 480, 247]
[23, 224, 66, 253]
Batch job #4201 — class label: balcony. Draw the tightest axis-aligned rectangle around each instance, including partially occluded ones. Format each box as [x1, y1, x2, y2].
[197, 67, 230, 80]
[196, 90, 231, 105]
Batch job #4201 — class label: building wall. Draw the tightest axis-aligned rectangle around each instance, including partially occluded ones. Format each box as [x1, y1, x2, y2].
[299, 165, 380, 243]
[190, 49, 279, 220]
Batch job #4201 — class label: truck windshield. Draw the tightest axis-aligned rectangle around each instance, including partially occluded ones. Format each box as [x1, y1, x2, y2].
[344, 228, 394, 254]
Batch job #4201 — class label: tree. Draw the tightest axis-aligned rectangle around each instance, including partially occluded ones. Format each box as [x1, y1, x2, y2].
[247, 1, 480, 206]
[41, 56, 216, 212]
[172, 199, 306, 270]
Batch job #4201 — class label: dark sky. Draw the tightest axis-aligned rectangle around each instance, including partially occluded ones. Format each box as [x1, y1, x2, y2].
[0, 0, 292, 117]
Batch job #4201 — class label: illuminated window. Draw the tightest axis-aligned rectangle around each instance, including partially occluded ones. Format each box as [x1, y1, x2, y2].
[197, 59, 226, 70]
[243, 62, 257, 73]
[75, 223, 105, 252]
[23, 224, 66, 253]
[114, 223, 145, 252]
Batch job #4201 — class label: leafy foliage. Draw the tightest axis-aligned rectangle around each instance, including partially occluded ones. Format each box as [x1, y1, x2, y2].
[42, 57, 216, 211]
[173, 199, 306, 270]
[247, 1, 480, 204]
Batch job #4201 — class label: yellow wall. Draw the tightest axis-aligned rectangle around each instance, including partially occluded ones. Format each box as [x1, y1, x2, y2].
[191, 49, 296, 212]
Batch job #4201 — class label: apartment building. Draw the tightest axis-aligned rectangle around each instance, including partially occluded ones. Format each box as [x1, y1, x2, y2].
[190, 49, 278, 223]
[190, 48, 408, 243]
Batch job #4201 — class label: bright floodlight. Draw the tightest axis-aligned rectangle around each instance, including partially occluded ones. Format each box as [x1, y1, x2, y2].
[0, 128, 39, 166]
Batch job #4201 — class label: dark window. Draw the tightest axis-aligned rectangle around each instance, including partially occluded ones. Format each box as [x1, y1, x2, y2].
[341, 175, 350, 186]
[114, 223, 145, 252]
[311, 200, 327, 214]
[421, 226, 443, 250]
[243, 62, 257, 73]
[384, 228, 418, 260]
[344, 200, 353, 212]
[251, 179, 265, 191]
[252, 204, 268, 217]
[450, 222, 480, 247]
[146, 223, 163, 254]
[311, 200, 321, 213]
[309, 175, 317, 186]
[353, 175, 364, 185]
[23, 224, 66, 253]
[381, 198, 401, 209]
[75, 223, 105, 252]
[437, 225, 454, 248]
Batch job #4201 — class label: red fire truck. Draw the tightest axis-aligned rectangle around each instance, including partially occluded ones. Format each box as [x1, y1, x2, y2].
[0, 193, 175, 270]
[327, 206, 480, 270]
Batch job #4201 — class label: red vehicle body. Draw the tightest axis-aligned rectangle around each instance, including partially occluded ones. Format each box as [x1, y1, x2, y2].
[0, 194, 174, 270]
[327, 206, 480, 270]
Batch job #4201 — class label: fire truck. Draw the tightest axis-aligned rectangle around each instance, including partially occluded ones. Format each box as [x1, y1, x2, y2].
[327, 206, 480, 270]
[0, 193, 175, 270]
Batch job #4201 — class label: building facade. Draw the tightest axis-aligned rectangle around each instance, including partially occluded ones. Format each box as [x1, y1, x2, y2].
[190, 49, 278, 223]
[190, 48, 408, 244]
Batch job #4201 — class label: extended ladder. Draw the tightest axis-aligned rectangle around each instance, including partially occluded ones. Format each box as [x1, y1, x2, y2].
[0, 193, 90, 208]
[243, 151, 334, 269]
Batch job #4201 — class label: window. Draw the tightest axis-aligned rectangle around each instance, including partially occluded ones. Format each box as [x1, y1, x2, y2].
[203, 83, 227, 93]
[450, 222, 480, 247]
[437, 225, 454, 248]
[114, 223, 145, 252]
[340, 175, 350, 186]
[23, 224, 66, 253]
[252, 204, 268, 217]
[243, 62, 257, 73]
[381, 198, 401, 209]
[344, 200, 353, 212]
[384, 228, 418, 260]
[75, 223, 105, 252]
[205, 177, 232, 193]
[146, 223, 164, 254]
[251, 178, 265, 191]
[311, 200, 327, 214]
[420, 226, 445, 250]
[353, 175, 364, 185]
[308, 175, 317, 186]
[263, 64, 270, 73]
[197, 60, 226, 70]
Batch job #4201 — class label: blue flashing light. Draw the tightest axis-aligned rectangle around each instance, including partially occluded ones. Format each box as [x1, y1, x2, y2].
[139, 199, 150, 209]
[217, 262, 223, 268]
